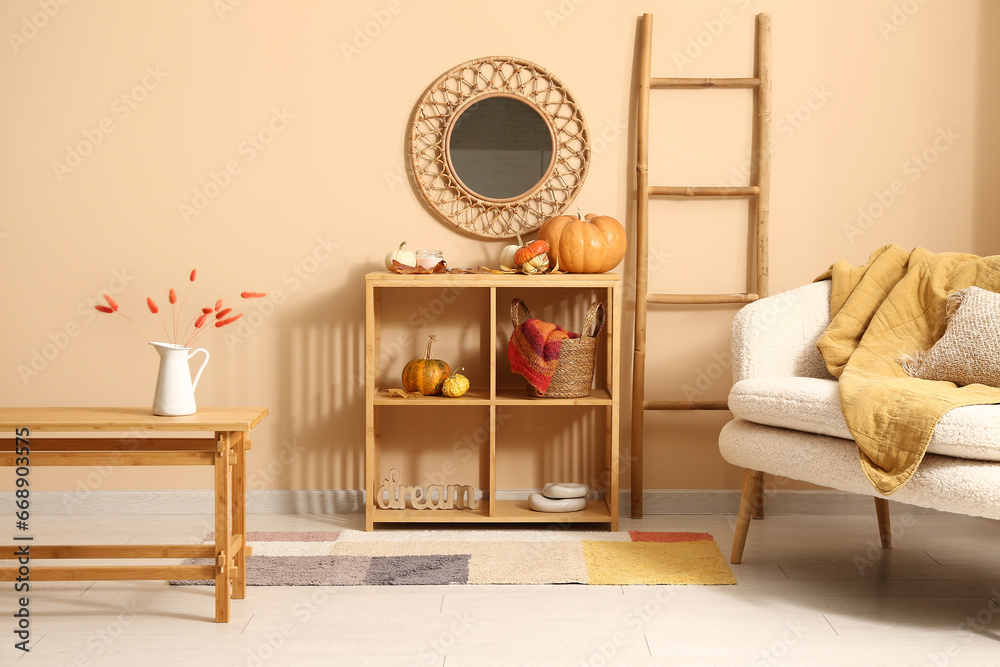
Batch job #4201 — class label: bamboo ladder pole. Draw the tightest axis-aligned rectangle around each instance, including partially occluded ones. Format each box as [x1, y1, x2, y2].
[630, 13, 654, 520]
[756, 12, 772, 301]
[750, 13, 772, 519]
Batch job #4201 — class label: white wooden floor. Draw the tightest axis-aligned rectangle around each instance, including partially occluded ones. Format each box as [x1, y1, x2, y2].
[2, 510, 999, 666]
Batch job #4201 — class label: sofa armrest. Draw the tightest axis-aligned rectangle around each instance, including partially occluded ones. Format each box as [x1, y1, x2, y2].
[731, 281, 834, 382]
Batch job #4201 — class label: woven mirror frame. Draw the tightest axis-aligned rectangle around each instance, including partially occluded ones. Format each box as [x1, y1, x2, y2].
[409, 56, 590, 239]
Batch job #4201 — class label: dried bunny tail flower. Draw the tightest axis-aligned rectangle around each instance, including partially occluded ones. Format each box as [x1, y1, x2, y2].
[214, 299, 223, 311]
[202, 307, 214, 314]
[146, 297, 159, 314]
[215, 307, 233, 319]
[194, 313, 209, 328]
[95, 305, 114, 314]
[241, 291, 267, 298]
[104, 294, 119, 311]
[215, 314, 243, 328]
[189, 269, 197, 282]
[169, 289, 177, 304]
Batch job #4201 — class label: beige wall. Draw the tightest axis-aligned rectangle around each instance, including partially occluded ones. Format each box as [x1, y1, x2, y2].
[1, 1, 997, 495]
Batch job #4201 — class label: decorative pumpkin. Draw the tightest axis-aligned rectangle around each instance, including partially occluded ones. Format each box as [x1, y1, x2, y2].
[514, 239, 549, 267]
[537, 213, 627, 273]
[442, 369, 470, 398]
[401, 334, 451, 395]
[519, 253, 549, 274]
[500, 231, 528, 269]
[385, 241, 416, 270]
[500, 243, 521, 269]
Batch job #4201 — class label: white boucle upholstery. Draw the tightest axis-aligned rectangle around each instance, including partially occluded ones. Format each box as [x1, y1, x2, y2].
[731, 281, 834, 383]
[720, 420, 1000, 520]
[729, 376, 1000, 462]
[722, 282, 1000, 522]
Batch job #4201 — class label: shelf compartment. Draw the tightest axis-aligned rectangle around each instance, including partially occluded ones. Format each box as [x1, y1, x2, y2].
[494, 388, 613, 405]
[372, 505, 490, 523]
[374, 388, 492, 405]
[373, 388, 613, 406]
[371, 499, 612, 524]
[492, 499, 612, 522]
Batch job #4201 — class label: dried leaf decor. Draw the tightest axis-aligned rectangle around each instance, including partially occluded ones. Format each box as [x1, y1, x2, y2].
[92, 269, 266, 349]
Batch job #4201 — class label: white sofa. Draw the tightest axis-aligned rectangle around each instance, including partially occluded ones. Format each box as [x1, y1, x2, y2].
[719, 280, 1000, 563]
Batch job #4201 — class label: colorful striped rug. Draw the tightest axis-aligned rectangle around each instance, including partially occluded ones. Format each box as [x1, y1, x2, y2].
[175, 529, 735, 586]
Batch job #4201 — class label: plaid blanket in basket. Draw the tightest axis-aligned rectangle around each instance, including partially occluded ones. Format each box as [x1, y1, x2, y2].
[508, 318, 579, 394]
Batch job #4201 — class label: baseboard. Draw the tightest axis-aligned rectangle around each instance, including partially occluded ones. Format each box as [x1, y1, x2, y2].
[626, 489, 943, 516]
[0, 488, 947, 516]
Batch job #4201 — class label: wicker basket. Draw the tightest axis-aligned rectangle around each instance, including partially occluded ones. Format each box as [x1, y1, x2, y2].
[509, 298, 605, 398]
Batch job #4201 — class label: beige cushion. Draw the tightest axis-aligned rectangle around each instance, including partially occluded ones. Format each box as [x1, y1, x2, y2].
[729, 376, 1000, 462]
[902, 286, 1000, 388]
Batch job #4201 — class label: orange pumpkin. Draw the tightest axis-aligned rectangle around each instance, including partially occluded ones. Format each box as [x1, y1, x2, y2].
[537, 213, 627, 274]
[401, 334, 451, 395]
[514, 239, 549, 267]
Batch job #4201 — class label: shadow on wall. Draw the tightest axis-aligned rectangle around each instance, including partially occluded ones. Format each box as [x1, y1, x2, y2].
[275, 263, 369, 511]
[974, 0, 1000, 254]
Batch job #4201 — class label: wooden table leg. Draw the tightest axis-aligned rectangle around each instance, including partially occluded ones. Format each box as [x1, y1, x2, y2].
[214, 432, 232, 623]
[232, 431, 248, 600]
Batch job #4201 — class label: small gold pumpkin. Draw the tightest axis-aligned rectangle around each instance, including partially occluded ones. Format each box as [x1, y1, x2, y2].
[442, 369, 470, 398]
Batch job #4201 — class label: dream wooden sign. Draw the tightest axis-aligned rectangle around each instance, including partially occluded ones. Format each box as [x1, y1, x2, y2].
[376, 468, 479, 510]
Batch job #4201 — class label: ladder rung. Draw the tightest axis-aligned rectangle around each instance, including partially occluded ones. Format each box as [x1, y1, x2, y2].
[647, 293, 759, 305]
[649, 186, 759, 197]
[644, 400, 730, 411]
[650, 77, 760, 89]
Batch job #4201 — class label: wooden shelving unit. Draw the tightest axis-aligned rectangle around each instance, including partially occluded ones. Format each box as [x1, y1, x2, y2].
[365, 271, 621, 531]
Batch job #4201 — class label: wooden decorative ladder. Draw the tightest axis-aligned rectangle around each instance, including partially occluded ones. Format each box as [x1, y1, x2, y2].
[630, 12, 772, 518]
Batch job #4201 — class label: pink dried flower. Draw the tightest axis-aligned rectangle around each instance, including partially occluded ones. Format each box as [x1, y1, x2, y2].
[147, 298, 159, 314]
[215, 314, 243, 327]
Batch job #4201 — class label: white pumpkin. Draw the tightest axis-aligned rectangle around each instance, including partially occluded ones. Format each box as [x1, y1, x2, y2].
[385, 242, 416, 270]
[500, 243, 521, 268]
[500, 232, 526, 269]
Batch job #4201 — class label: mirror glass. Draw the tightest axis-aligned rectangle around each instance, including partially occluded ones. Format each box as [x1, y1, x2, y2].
[446, 96, 555, 201]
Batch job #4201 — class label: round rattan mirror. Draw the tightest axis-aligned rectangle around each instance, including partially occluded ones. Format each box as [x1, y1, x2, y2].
[409, 56, 590, 239]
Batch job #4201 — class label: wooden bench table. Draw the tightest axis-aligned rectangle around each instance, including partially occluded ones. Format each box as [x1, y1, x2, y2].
[0, 407, 267, 623]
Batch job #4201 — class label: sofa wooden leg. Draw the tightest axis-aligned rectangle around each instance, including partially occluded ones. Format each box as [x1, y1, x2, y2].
[874, 497, 892, 549]
[732, 469, 763, 564]
[752, 474, 765, 519]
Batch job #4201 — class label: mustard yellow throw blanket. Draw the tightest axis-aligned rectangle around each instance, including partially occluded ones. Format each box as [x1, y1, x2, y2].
[815, 245, 1000, 494]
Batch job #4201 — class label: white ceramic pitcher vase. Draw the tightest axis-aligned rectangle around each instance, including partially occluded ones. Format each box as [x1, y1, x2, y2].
[150, 342, 210, 416]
